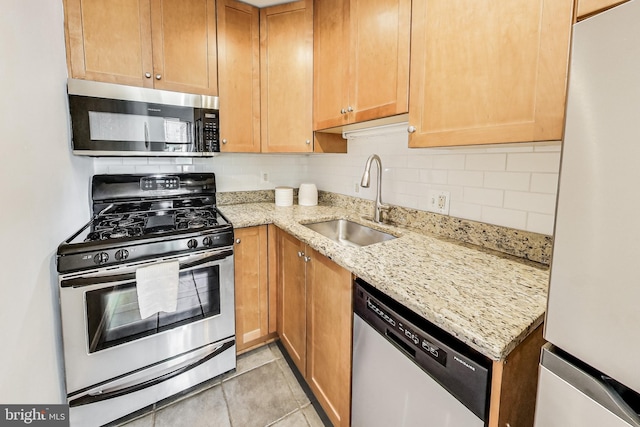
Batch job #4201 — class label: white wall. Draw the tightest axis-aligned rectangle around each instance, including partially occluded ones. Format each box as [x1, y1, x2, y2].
[0, 0, 93, 403]
[96, 126, 561, 235]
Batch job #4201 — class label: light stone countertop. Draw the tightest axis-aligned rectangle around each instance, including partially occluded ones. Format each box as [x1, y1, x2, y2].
[220, 202, 549, 361]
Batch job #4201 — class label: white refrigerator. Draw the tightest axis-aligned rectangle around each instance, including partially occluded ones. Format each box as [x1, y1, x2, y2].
[535, 1, 640, 425]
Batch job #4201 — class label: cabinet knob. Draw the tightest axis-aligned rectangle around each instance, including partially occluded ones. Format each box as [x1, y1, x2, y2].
[222, 139, 228, 144]
[305, 139, 311, 145]
[304, 256, 311, 262]
[297, 251, 304, 258]
[407, 125, 416, 133]
[235, 238, 241, 244]
[155, 74, 162, 80]
[340, 108, 346, 114]
[145, 72, 152, 78]
[347, 106, 354, 113]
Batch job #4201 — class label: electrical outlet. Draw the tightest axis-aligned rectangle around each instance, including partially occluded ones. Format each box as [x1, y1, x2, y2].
[260, 171, 269, 183]
[427, 190, 450, 214]
[354, 182, 360, 193]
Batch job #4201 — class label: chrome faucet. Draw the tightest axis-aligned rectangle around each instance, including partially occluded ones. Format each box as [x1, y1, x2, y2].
[360, 154, 389, 223]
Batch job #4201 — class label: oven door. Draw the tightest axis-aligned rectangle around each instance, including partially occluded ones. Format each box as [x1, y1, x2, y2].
[59, 248, 234, 395]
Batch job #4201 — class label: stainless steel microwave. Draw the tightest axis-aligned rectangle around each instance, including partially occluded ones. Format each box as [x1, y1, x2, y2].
[67, 79, 219, 157]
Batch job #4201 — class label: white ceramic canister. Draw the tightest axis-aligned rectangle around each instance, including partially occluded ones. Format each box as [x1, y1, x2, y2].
[298, 183, 318, 206]
[275, 186, 294, 207]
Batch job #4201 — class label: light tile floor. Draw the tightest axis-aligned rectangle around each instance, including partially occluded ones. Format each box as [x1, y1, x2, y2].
[119, 342, 327, 427]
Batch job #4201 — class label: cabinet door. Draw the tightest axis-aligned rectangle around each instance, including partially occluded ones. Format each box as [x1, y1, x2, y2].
[306, 247, 352, 427]
[349, 0, 410, 123]
[64, 0, 154, 87]
[408, 0, 573, 148]
[577, 0, 629, 19]
[234, 226, 269, 353]
[149, 0, 218, 95]
[217, 0, 261, 152]
[260, 0, 314, 153]
[313, 0, 350, 130]
[276, 229, 307, 374]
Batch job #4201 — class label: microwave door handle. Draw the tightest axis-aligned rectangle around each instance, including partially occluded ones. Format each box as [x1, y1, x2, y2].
[144, 122, 150, 150]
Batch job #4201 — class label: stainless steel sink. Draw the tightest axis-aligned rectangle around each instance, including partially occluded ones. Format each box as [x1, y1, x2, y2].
[303, 219, 396, 248]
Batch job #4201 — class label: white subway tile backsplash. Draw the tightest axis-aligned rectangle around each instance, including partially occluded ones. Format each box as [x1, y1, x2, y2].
[90, 137, 559, 234]
[481, 206, 528, 230]
[507, 152, 561, 173]
[530, 173, 559, 194]
[448, 201, 483, 221]
[448, 170, 484, 187]
[484, 172, 531, 191]
[504, 191, 557, 214]
[432, 154, 466, 170]
[419, 169, 448, 184]
[527, 213, 556, 234]
[465, 153, 507, 171]
[463, 187, 504, 207]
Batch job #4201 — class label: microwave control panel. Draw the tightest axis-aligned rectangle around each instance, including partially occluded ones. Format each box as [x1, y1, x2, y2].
[202, 111, 219, 152]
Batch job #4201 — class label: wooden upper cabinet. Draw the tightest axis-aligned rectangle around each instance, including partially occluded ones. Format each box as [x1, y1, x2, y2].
[149, 0, 218, 95]
[64, 0, 218, 95]
[260, 0, 314, 153]
[408, 0, 574, 148]
[576, 0, 629, 19]
[65, 0, 153, 87]
[217, 0, 261, 152]
[313, 0, 411, 131]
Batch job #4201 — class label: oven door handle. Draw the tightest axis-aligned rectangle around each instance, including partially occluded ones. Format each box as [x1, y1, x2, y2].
[69, 339, 234, 407]
[61, 249, 233, 288]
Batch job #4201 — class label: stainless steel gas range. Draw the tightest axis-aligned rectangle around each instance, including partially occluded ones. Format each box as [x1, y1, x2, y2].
[56, 173, 235, 427]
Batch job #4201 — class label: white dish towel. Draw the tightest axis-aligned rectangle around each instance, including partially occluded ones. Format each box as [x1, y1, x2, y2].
[135, 260, 180, 319]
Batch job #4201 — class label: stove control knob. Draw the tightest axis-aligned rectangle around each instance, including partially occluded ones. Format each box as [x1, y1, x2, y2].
[203, 237, 213, 247]
[187, 239, 198, 249]
[94, 252, 109, 265]
[115, 249, 129, 261]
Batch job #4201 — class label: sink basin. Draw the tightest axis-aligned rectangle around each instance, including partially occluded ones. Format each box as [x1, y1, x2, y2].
[303, 219, 396, 248]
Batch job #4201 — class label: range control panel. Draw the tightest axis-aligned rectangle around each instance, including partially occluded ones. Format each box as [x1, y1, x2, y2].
[140, 176, 180, 191]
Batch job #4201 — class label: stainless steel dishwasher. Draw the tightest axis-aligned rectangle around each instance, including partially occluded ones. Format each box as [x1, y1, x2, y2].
[351, 278, 492, 427]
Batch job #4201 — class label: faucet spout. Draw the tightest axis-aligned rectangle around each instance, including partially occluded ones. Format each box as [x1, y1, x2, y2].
[360, 154, 389, 223]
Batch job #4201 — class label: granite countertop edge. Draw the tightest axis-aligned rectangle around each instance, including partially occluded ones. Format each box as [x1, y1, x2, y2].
[220, 202, 549, 361]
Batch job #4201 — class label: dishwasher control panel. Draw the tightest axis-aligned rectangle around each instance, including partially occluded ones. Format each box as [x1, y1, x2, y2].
[353, 278, 492, 422]
[366, 296, 448, 367]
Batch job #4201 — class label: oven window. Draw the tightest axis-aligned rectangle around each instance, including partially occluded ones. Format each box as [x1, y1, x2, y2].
[86, 265, 221, 353]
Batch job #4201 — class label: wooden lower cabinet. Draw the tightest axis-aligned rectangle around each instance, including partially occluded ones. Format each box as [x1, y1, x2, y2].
[276, 228, 352, 427]
[234, 225, 275, 353]
[488, 324, 545, 427]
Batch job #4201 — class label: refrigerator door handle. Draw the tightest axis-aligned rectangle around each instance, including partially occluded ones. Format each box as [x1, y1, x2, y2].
[542, 346, 640, 426]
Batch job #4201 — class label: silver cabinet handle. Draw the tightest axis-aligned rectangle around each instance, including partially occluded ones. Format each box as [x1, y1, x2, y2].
[297, 251, 304, 258]
[305, 139, 311, 145]
[347, 106, 354, 112]
[222, 139, 228, 144]
[145, 72, 152, 78]
[304, 256, 311, 262]
[235, 239, 241, 244]
[155, 74, 162, 80]
[407, 125, 416, 133]
[340, 108, 346, 114]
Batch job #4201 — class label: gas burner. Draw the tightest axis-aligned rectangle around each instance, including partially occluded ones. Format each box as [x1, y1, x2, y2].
[182, 211, 201, 220]
[188, 220, 206, 229]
